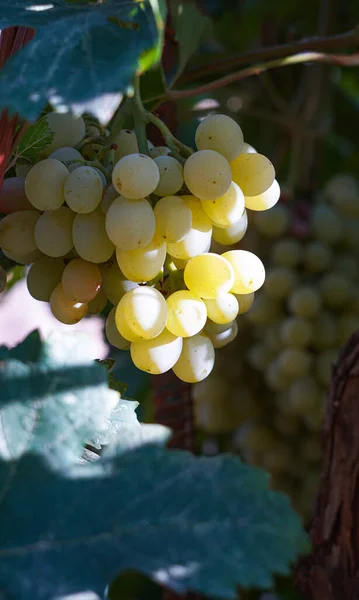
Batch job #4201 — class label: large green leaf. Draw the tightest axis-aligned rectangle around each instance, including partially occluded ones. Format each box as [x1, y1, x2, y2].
[14, 117, 54, 163]
[0, 0, 161, 121]
[0, 443, 309, 600]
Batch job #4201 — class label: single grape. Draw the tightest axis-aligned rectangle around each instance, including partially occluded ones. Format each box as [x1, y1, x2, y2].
[3, 247, 43, 264]
[200, 182, 245, 229]
[212, 210, 248, 245]
[115, 303, 142, 342]
[184, 253, 235, 299]
[244, 179, 280, 211]
[253, 204, 289, 237]
[64, 166, 103, 213]
[288, 285, 321, 318]
[105, 196, 155, 250]
[153, 156, 184, 197]
[166, 290, 207, 337]
[0, 210, 39, 256]
[117, 286, 168, 340]
[116, 233, 166, 282]
[50, 283, 88, 324]
[195, 114, 244, 162]
[204, 319, 238, 348]
[303, 241, 332, 273]
[112, 129, 138, 162]
[319, 272, 351, 308]
[172, 333, 215, 382]
[277, 347, 312, 378]
[231, 153, 275, 196]
[45, 112, 86, 151]
[240, 142, 257, 154]
[154, 195, 192, 243]
[35, 207, 75, 257]
[311, 204, 342, 244]
[234, 291, 254, 314]
[105, 307, 130, 350]
[72, 210, 114, 263]
[112, 153, 160, 199]
[204, 293, 239, 324]
[0, 177, 33, 213]
[131, 329, 183, 375]
[167, 195, 212, 259]
[25, 159, 68, 210]
[100, 184, 118, 215]
[26, 256, 65, 301]
[264, 267, 296, 300]
[62, 258, 102, 302]
[222, 249, 265, 294]
[183, 150, 232, 201]
[271, 238, 302, 268]
[149, 146, 171, 159]
[280, 316, 313, 347]
[87, 287, 107, 315]
[49, 146, 83, 171]
[101, 257, 138, 304]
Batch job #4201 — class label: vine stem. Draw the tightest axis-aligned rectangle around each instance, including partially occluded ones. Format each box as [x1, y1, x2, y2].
[133, 76, 149, 155]
[167, 50, 359, 101]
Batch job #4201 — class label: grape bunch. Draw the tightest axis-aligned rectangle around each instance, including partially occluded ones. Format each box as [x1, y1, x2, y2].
[0, 111, 279, 382]
[193, 174, 359, 517]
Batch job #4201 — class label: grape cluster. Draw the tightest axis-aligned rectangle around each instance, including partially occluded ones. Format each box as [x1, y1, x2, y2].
[193, 174, 359, 517]
[0, 111, 279, 382]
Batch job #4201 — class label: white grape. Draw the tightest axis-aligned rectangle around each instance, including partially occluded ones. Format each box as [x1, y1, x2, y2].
[64, 166, 103, 213]
[116, 234, 166, 282]
[167, 195, 212, 259]
[231, 153, 275, 196]
[0, 210, 39, 256]
[72, 210, 114, 263]
[234, 291, 254, 314]
[105, 196, 155, 250]
[166, 290, 207, 337]
[183, 150, 232, 200]
[154, 156, 184, 196]
[112, 129, 138, 162]
[244, 179, 280, 211]
[131, 329, 183, 375]
[117, 286, 168, 340]
[204, 293, 239, 324]
[240, 142, 257, 154]
[212, 210, 248, 245]
[204, 320, 238, 349]
[149, 146, 171, 159]
[112, 153, 160, 199]
[184, 253, 235, 299]
[200, 182, 245, 228]
[101, 258, 138, 304]
[100, 184, 118, 215]
[45, 112, 85, 151]
[222, 250, 265, 294]
[288, 285, 321, 318]
[154, 195, 192, 243]
[105, 306, 130, 350]
[35, 207, 75, 257]
[49, 146, 83, 171]
[25, 159, 68, 210]
[195, 114, 244, 162]
[172, 334, 215, 382]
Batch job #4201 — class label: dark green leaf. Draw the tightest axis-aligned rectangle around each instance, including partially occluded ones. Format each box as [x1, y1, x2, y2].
[0, 445, 309, 600]
[141, 64, 167, 107]
[0, 0, 161, 121]
[15, 117, 54, 162]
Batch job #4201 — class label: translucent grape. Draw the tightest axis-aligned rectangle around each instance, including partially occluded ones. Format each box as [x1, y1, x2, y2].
[153, 156, 184, 197]
[105, 307, 130, 350]
[62, 258, 102, 302]
[231, 153, 275, 196]
[172, 334, 215, 382]
[183, 150, 232, 200]
[319, 272, 351, 308]
[280, 317, 313, 347]
[0, 177, 33, 213]
[204, 293, 239, 324]
[117, 287, 168, 340]
[116, 234, 166, 282]
[149, 146, 171, 159]
[253, 204, 289, 237]
[105, 196, 155, 250]
[195, 114, 244, 162]
[303, 241, 332, 273]
[311, 204, 342, 244]
[288, 285, 321, 318]
[0, 210, 39, 255]
[184, 253, 234, 299]
[72, 210, 114, 263]
[212, 210, 248, 245]
[115, 302, 142, 342]
[49, 146, 83, 171]
[35, 207, 75, 257]
[222, 249, 265, 294]
[101, 257, 138, 304]
[112, 129, 138, 162]
[204, 319, 238, 348]
[277, 347, 312, 378]
[264, 267, 296, 300]
[271, 238, 302, 268]
[131, 329, 183, 375]
[64, 166, 103, 213]
[100, 184, 118, 215]
[87, 287, 107, 315]
[200, 182, 245, 229]
[45, 112, 86, 151]
[50, 283, 88, 325]
[26, 256, 65, 301]
[166, 290, 207, 337]
[244, 179, 280, 211]
[112, 153, 160, 199]
[234, 291, 254, 314]
[25, 159, 68, 210]
[154, 195, 192, 243]
[167, 195, 212, 260]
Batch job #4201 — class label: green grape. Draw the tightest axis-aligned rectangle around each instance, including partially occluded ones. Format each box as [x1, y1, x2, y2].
[64, 166, 103, 213]
[167, 195, 212, 259]
[153, 156, 184, 197]
[35, 207, 75, 257]
[288, 285, 321, 318]
[263, 324, 284, 353]
[338, 314, 359, 345]
[45, 112, 85, 152]
[316, 349, 338, 386]
[87, 287, 107, 315]
[0, 210, 39, 256]
[312, 311, 338, 349]
[212, 209, 248, 245]
[117, 286, 168, 340]
[130, 329, 183, 375]
[311, 204, 342, 244]
[116, 233, 166, 282]
[62, 258, 102, 302]
[50, 283, 88, 325]
[49, 146, 83, 171]
[204, 319, 238, 348]
[112, 153, 160, 199]
[183, 150, 232, 201]
[105, 196, 155, 250]
[244, 179, 280, 211]
[172, 333, 215, 382]
[166, 290, 207, 337]
[0, 177, 33, 212]
[222, 249, 265, 294]
[112, 129, 138, 162]
[3, 247, 43, 264]
[319, 272, 351, 308]
[263, 266, 295, 300]
[195, 114, 244, 162]
[231, 153, 275, 196]
[277, 347, 312, 378]
[101, 257, 138, 304]
[26, 256, 65, 301]
[100, 184, 118, 215]
[200, 182, 245, 228]
[154, 195, 192, 243]
[25, 159, 68, 210]
[247, 343, 271, 371]
[149, 146, 171, 159]
[246, 294, 280, 325]
[204, 293, 239, 324]
[265, 361, 291, 391]
[72, 210, 114, 263]
[271, 238, 302, 268]
[324, 173, 359, 216]
[288, 376, 322, 415]
[193, 378, 234, 434]
[253, 204, 289, 237]
[234, 291, 254, 314]
[303, 241, 332, 273]
[105, 306, 130, 350]
[280, 316, 313, 347]
[184, 252, 235, 299]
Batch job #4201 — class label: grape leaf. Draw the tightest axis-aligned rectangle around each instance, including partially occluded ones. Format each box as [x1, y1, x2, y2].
[14, 117, 54, 163]
[0, 445, 309, 600]
[0, 0, 160, 121]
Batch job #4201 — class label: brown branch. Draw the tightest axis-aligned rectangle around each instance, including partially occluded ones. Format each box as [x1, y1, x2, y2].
[179, 25, 359, 84]
[167, 51, 359, 101]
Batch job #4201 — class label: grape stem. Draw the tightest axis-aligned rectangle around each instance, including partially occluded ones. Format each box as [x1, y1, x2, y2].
[132, 77, 149, 155]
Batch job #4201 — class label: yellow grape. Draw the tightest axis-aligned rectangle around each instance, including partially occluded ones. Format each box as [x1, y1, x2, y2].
[172, 334, 215, 382]
[87, 287, 107, 315]
[25, 159, 68, 210]
[34, 207, 75, 257]
[244, 179, 280, 211]
[62, 258, 102, 302]
[183, 150, 232, 200]
[234, 291, 254, 314]
[72, 210, 114, 263]
[231, 153, 275, 196]
[200, 182, 245, 228]
[222, 249, 265, 294]
[106, 307, 130, 350]
[0, 210, 39, 255]
[45, 112, 85, 151]
[50, 283, 88, 324]
[130, 329, 183, 375]
[112, 129, 138, 162]
[117, 286, 168, 340]
[64, 166, 103, 213]
[116, 234, 166, 282]
[204, 319, 238, 349]
[154, 156, 184, 196]
[154, 195, 192, 243]
[204, 293, 239, 324]
[101, 258, 138, 304]
[195, 114, 244, 162]
[167, 195, 212, 259]
[112, 153, 160, 199]
[184, 253, 235, 299]
[105, 196, 155, 250]
[27, 256, 65, 301]
[288, 285, 321, 318]
[212, 210, 248, 245]
[166, 290, 207, 337]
